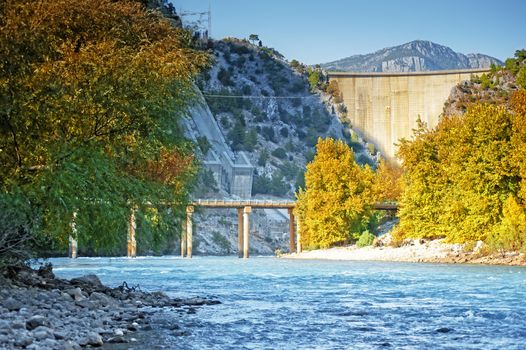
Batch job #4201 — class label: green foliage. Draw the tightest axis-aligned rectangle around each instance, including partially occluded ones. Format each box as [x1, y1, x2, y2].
[252, 174, 289, 196]
[356, 230, 375, 247]
[217, 67, 234, 86]
[212, 231, 231, 253]
[196, 136, 211, 155]
[0, 0, 209, 256]
[258, 149, 270, 166]
[308, 70, 321, 91]
[271, 148, 287, 159]
[261, 126, 276, 142]
[296, 138, 376, 249]
[516, 66, 526, 89]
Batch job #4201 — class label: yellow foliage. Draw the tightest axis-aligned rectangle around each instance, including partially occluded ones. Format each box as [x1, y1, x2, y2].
[296, 138, 376, 249]
[396, 97, 526, 251]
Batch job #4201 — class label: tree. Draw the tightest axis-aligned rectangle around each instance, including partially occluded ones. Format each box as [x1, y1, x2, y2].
[296, 138, 376, 249]
[395, 98, 526, 248]
[248, 34, 259, 45]
[0, 0, 210, 257]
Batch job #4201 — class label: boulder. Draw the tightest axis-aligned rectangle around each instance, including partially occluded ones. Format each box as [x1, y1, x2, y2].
[66, 287, 85, 301]
[31, 325, 55, 340]
[89, 291, 112, 307]
[70, 275, 103, 290]
[79, 332, 103, 347]
[4, 297, 23, 311]
[26, 315, 47, 330]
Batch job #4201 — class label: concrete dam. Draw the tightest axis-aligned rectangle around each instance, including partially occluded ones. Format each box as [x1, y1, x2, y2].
[328, 68, 490, 159]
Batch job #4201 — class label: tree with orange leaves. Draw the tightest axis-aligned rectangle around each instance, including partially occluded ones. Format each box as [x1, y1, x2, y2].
[0, 0, 210, 257]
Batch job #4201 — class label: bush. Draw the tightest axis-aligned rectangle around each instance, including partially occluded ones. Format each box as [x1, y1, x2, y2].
[0, 193, 34, 269]
[212, 231, 231, 253]
[217, 67, 234, 86]
[356, 230, 375, 247]
[258, 149, 269, 166]
[196, 136, 211, 155]
[271, 147, 287, 159]
[261, 126, 276, 142]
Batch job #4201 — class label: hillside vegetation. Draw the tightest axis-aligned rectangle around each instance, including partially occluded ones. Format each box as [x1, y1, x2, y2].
[198, 38, 374, 197]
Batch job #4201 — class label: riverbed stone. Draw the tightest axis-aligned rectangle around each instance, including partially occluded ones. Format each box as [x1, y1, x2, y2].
[14, 333, 33, 347]
[64, 340, 82, 350]
[32, 325, 55, 340]
[26, 315, 48, 330]
[66, 287, 85, 301]
[90, 291, 112, 306]
[4, 296, 23, 311]
[79, 332, 103, 347]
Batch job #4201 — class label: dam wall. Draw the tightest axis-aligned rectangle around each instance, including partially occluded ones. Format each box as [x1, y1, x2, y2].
[329, 68, 489, 159]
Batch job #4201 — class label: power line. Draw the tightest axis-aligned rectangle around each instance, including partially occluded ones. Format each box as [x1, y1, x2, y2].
[202, 93, 321, 100]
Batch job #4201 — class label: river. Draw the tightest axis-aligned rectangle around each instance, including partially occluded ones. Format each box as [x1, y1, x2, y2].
[50, 256, 526, 349]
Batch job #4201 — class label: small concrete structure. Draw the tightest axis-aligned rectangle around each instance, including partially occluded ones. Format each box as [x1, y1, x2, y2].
[68, 212, 78, 259]
[184, 91, 254, 198]
[127, 209, 137, 258]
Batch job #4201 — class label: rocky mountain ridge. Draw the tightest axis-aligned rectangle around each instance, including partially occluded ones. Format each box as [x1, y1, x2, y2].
[321, 40, 503, 72]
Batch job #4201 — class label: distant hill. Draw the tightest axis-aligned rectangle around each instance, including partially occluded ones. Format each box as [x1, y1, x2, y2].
[320, 40, 503, 72]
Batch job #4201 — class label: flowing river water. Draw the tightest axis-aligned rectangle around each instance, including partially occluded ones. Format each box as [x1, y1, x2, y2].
[50, 256, 526, 349]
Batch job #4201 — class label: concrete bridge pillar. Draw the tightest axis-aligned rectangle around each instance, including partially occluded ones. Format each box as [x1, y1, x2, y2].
[68, 212, 78, 259]
[288, 208, 295, 253]
[243, 206, 251, 259]
[296, 218, 302, 253]
[237, 208, 243, 258]
[127, 208, 137, 258]
[181, 220, 187, 258]
[186, 206, 194, 258]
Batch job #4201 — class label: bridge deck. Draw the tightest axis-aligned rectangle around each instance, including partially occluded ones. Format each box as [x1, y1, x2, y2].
[192, 199, 296, 209]
[191, 199, 398, 210]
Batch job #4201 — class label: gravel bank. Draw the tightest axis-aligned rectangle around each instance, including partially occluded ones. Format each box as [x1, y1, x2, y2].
[285, 239, 526, 266]
[0, 264, 219, 349]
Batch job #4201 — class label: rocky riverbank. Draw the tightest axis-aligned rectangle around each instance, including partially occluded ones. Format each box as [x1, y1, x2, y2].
[285, 238, 526, 266]
[0, 264, 220, 349]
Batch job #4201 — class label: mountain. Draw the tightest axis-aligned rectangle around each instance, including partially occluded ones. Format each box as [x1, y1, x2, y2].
[320, 40, 503, 72]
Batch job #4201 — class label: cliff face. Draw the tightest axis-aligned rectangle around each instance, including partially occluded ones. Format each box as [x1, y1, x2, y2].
[321, 40, 502, 72]
[189, 38, 378, 255]
[197, 38, 362, 199]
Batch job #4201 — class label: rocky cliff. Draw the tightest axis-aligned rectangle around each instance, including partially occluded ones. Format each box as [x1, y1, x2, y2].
[321, 40, 502, 72]
[188, 38, 376, 255]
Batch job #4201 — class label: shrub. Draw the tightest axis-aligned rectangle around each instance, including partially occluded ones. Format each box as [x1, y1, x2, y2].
[356, 230, 375, 247]
[271, 147, 287, 159]
[258, 149, 269, 166]
[261, 126, 276, 142]
[196, 136, 211, 155]
[217, 67, 234, 86]
[212, 231, 231, 253]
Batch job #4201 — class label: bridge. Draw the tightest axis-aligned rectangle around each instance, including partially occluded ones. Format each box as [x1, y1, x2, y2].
[328, 68, 490, 159]
[69, 200, 398, 259]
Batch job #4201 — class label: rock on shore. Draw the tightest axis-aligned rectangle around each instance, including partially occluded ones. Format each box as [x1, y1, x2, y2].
[0, 264, 220, 349]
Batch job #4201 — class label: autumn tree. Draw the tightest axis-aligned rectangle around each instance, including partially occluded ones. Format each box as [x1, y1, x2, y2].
[0, 0, 210, 258]
[395, 93, 526, 251]
[296, 138, 376, 249]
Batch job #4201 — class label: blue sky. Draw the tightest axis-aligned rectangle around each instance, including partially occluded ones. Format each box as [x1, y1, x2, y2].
[171, 0, 525, 65]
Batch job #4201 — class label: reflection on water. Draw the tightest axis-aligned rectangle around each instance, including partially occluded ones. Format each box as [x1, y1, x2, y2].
[50, 256, 526, 349]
